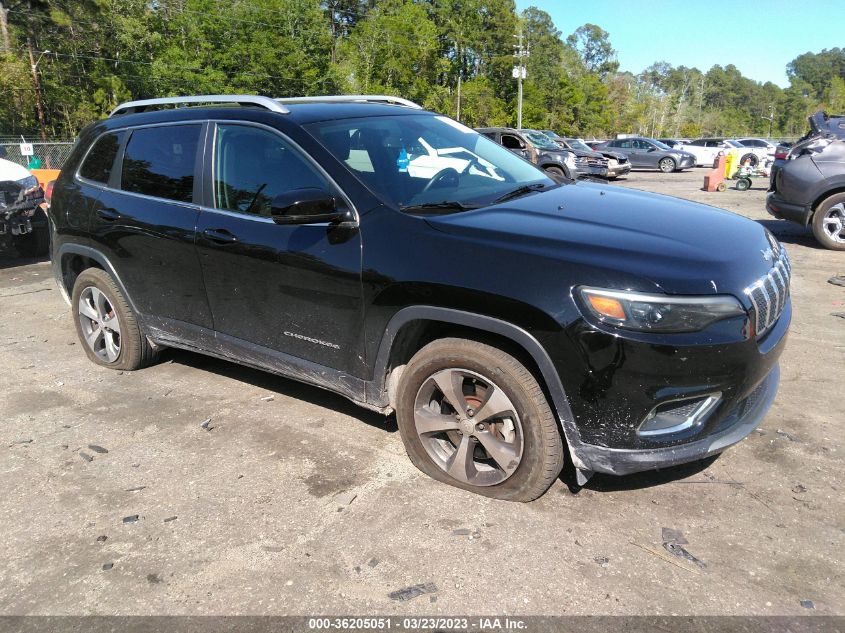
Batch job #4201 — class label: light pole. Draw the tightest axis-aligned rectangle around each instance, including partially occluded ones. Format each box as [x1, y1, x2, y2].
[513, 30, 528, 129]
[27, 41, 50, 142]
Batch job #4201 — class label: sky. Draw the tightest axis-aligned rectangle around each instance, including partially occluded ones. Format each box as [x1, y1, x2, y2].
[515, 0, 845, 87]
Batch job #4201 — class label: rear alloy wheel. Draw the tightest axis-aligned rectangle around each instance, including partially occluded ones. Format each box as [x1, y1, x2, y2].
[396, 338, 564, 501]
[71, 268, 161, 370]
[812, 193, 845, 251]
[658, 157, 676, 173]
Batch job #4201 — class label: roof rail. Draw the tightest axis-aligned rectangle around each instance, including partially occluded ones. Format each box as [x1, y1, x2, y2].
[110, 95, 290, 117]
[275, 95, 423, 109]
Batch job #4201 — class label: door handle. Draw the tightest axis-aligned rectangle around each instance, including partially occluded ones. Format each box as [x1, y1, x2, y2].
[202, 228, 238, 244]
[97, 207, 120, 221]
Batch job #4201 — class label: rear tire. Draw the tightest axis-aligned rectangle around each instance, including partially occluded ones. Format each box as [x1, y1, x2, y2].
[740, 153, 759, 168]
[395, 338, 564, 502]
[811, 193, 845, 251]
[71, 268, 161, 370]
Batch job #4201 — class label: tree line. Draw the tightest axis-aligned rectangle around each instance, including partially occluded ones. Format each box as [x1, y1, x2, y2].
[1, 0, 843, 141]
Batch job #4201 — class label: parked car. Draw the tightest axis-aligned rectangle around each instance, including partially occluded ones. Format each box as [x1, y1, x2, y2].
[594, 137, 696, 172]
[542, 131, 631, 179]
[478, 127, 606, 180]
[0, 151, 47, 257]
[50, 94, 789, 501]
[736, 137, 777, 157]
[767, 111, 845, 250]
[680, 138, 768, 168]
[657, 138, 691, 149]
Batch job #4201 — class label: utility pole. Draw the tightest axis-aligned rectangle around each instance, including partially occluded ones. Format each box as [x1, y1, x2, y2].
[513, 29, 528, 129]
[27, 39, 49, 141]
[0, 2, 11, 54]
[762, 104, 775, 138]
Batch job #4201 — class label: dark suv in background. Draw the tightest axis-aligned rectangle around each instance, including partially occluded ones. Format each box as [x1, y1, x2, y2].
[50, 94, 789, 501]
[477, 127, 607, 180]
[767, 111, 845, 250]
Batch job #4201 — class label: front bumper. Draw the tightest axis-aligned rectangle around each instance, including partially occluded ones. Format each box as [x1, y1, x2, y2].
[574, 164, 609, 179]
[576, 364, 779, 475]
[766, 192, 812, 225]
[677, 155, 696, 169]
[607, 163, 631, 178]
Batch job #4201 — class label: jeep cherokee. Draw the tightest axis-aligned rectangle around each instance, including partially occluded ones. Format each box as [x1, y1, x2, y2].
[49, 94, 790, 501]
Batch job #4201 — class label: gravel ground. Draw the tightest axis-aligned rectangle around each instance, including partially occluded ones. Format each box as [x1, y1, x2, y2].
[0, 168, 842, 617]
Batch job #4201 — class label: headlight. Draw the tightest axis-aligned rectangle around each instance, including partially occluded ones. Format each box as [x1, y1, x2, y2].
[578, 287, 746, 333]
[15, 175, 40, 195]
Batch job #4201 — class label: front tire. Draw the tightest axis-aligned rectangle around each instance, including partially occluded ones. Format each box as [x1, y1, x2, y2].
[812, 193, 845, 251]
[71, 268, 161, 370]
[544, 165, 569, 181]
[658, 157, 676, 173]
[395, 338, 564, 502]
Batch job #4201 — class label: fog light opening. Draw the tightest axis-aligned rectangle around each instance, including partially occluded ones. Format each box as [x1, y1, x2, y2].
[638, 393, 722, 437]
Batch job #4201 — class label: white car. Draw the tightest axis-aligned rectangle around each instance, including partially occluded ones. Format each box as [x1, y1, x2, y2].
[735, 137, 777, 157]
[0, 156, 48, 256]
[679, 138, 771, 168]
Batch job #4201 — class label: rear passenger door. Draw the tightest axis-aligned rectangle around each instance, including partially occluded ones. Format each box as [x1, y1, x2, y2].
[195, 122, 364, 375]
[89, 122, 213, 329]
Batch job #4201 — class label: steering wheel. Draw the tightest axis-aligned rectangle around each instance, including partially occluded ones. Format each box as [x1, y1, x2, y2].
[421, 167, 459, 194]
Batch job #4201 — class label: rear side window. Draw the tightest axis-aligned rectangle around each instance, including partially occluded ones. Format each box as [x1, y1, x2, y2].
[121, 125, 200, 203]
[79, 131, 124, 184]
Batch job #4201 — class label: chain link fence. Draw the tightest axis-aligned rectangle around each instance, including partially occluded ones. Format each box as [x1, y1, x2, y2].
[0, 140, 76, 170]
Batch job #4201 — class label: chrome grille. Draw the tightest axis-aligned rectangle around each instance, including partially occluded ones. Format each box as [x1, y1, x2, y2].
[744, 248, 790, 336]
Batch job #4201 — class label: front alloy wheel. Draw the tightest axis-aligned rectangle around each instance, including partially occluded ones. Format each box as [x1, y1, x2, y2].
[659, 157, 676, 173]
[413, 368, 523, 486]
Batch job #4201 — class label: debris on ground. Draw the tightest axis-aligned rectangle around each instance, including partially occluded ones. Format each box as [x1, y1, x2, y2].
[661, 527, 689, 545]
[792, 484, 807, 494]
[828, 275, 845, 288]
[163, 516, 177, 523]
[79, 452, 93, 462]
[662, 541, 707, 569]
[800, 600, 815, 609]
[367, 558, 379, 568]
[776, 429, 798, 442]
[87, 444, 108, 454]
[122, 515, 139, 524]
[96, 535, 107, 543]
[451, 528, 471, 536]
[388, 583, 438, 602]
[631, 542, 702, 575]
[594, 556, 609, 567]
[260, 395, 275, 402]
[832, 312, 845, 320]
[125, 486, 146, 493]
[11, 439, 33, 445]
[102, 563, 113, 571]
[200, 418, 214, 431]
[334, 491, 357, 506]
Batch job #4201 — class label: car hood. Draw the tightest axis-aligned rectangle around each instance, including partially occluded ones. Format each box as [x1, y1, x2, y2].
[597, 150, 627, 161]
[425, 182, 777, 297]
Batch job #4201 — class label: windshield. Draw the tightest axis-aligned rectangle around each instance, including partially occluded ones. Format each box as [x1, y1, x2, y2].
[307, 115, 555, 210]
[523, 130, 563, 151]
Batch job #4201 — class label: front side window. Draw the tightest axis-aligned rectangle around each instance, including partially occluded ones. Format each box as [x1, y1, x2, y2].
[79, 131, 124, 184]
[121, 124, 200, 203]
[214, 124, 330, 216]
[308, 115, 553, 210]
[500, 134, 524, 150]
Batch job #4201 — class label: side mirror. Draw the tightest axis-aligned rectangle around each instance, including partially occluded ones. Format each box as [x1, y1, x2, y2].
[270, 188, 350, 225]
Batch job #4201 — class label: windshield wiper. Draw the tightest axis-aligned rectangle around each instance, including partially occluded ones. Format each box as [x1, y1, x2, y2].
[400, 201, 480, 214]
[492, 183, 549, 204]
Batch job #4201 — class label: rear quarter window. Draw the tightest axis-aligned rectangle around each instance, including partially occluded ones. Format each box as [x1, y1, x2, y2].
[79, 131, 125, 184]
[121, 125, 201, 203]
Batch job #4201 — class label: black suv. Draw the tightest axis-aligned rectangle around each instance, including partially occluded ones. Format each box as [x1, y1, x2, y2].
[767, 111, 845, 250]
[50, 94, 790, 501]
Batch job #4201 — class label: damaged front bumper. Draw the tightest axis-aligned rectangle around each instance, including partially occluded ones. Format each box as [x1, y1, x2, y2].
[574, 364, 779, 477]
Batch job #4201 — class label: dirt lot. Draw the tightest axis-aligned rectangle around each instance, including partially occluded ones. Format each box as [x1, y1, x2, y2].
[1, 168, 843, 617]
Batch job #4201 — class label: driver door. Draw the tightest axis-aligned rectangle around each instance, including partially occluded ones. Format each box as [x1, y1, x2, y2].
[195, 122, 364, 375]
